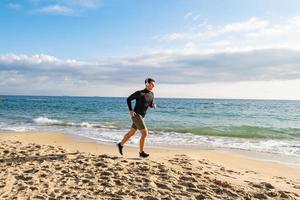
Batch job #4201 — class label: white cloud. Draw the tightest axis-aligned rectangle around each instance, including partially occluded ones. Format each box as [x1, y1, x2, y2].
[211, 40, 232, 47]
[157, 17, 271, 41]
[185, 42, 195, 49]
[193, 14, 201, 21]
[0, 54, 87, 69]
[9, 0, 102, 16]
[6, 3, 22, 10]
[35, 4, 74, 15]
[154, 16, 300, 53]
[2, 48, 300, 83]
[158, 80, 300, 100]
[0, 71, 25, 86]
[63, 0, 102, 9]
[221, 17, 269, 33]
[27, 0, 102, 8]
[1, 50, 300, 99]
[158, 32, 187, 41]
[246, 16, 300, 38]
[184, 11, 193, 19]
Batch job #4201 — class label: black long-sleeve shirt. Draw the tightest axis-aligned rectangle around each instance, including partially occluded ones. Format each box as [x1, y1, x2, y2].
[127, 89, 154, 117]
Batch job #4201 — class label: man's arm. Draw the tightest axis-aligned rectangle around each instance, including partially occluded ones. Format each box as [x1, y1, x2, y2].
[149, 93, 156, 109]
[150, 101, 156, 109]
[127, 91, 139, 111]
[150, 100, 154, 108]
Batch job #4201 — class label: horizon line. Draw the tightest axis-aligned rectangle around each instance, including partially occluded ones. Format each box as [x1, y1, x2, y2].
[1, 94, 300, 101]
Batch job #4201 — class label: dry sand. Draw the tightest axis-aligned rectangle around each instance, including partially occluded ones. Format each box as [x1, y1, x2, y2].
[0, 132, 299, 199]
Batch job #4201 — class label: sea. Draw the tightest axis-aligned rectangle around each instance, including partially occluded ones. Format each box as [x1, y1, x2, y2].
[1, 95, 300, 167]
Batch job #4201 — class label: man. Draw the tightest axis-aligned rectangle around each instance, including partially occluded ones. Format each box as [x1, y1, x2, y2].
[117, 78, 156, 158]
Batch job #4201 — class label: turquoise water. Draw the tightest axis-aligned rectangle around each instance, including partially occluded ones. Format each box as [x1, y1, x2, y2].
[0, 95, 300, 160]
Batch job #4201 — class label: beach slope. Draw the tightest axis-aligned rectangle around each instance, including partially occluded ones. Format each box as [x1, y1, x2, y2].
[0, 132, 299, 199]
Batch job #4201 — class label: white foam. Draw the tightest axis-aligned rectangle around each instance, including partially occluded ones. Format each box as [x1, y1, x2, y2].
[27, 117, 300, 159]
[1, 126, 35, 132]
[33, 117, 63, 125]
[80, 122, 92, 128]
[101, 124, 118, 129]
[31, 117, 120, 130]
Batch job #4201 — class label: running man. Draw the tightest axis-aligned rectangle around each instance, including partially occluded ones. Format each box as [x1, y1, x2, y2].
[117, 78, 156, 158]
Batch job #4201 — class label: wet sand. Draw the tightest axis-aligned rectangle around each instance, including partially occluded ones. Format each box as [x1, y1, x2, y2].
[0, 132, 299, 199]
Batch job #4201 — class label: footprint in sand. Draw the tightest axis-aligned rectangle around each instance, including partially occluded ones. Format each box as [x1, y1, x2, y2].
[155, 181, 172, 191]
[143, 196, 159, 200]
[179, 175, 197, 182]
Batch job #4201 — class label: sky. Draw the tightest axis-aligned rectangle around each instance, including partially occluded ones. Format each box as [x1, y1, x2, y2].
[1, 0, 300, 99]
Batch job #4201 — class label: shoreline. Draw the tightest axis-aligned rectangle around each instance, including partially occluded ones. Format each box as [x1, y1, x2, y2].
[54, 131, 300, 169]
[1, 131, 300, 176]
[1, 131, 300, 169]
[1, 131, 299, 199]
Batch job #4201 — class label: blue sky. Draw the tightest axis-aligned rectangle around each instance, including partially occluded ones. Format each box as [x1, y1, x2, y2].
[2, 0, 300, 59]
[1, 0, 300, 99]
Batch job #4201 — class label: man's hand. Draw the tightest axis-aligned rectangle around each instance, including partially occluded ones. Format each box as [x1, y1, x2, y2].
[152, 103, 157, 109]
[130, 110, 136, 117]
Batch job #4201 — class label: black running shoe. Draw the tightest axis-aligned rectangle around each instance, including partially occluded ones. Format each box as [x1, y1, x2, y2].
[117, 143, 123, 155]
[139, 151, 149, 158]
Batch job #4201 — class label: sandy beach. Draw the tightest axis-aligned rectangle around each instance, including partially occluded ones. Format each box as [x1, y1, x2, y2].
[0, 132, 299, 200]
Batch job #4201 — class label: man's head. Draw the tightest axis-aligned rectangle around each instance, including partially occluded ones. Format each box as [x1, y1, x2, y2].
[145, 78, 155, 91]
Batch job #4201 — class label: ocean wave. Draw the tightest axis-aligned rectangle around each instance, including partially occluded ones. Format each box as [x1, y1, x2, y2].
[33, 117, 64, 125]
[151, 125, 300, 139]
[145, 130, 300, 157]
[32, 117, 118, 129]
[26, 98, 47, 101]
[0, 126, 36, 132]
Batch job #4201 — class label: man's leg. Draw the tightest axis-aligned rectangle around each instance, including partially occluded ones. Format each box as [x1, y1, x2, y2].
[139, 128, 148, 152]
[120, 128, 137, 145]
